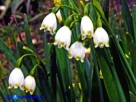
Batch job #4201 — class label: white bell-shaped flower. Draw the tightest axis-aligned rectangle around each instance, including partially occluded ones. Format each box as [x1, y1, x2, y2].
[81, 16, 94, 40]
[24, 75, 36, 95]
[93, 27, 109, 48]
[40, 13, 57, 35]
[54, 26, 72, 50]
[8, 68, 24, 90]
[56, 10, 62, 23]
[68, 41, 86, 62]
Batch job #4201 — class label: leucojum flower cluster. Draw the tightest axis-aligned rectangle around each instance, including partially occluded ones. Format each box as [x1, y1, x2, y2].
[40, 7, 109, 63]
[7, 1, 109, 95]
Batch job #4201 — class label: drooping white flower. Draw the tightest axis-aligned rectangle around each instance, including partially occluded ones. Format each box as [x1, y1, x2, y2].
[68, 41, 86, 62]
[0, 5, 6, 11]
[8, 68, 24, 90]
[81, 16, 94, 40]
[24, 75, 36, 95]
[56, 10, 62, 23]
[40, 13, 57, 35]
[54, 26, 72, 50]
[93, 27, 109, 48]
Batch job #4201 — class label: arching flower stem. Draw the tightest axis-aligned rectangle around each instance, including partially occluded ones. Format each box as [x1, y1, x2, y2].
[30, 64, 41, 76]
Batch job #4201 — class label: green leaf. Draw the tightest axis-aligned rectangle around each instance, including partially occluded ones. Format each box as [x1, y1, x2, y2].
[55, 47, 74, 102]
[97, 52, 120, 102]
[130, 91, 136, 102]
[120, 0, 134, 39]
[0, 38, 16, 65]
[92, 0, 105, 20]
[129, 43, 136, 77]
[132, 5, 136, 41]
[24, 15, 35, 51]
[90, 41, 104, 102]
[0, 61, 4, 79]
[75, 61, 89, 102]
[0, 88, 8, 102]
[102, 0, 109, 20]
[50, 46, 57, 96]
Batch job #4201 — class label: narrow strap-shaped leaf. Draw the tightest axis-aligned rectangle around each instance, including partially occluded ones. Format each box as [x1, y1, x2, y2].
[24, 15, 35, 51]
[75, 61, 89, 102]
[0, 38, 16, 65]
[104, 48, 127, 102]
[113, 36, 136, 88]
[0, 88, 8, 102]
[56, 62, 67, 102]
[68, 0, 79, 13]
[43, 32, 51, 72]
[0, 61, 4, 79]
[66, 53, 75, 102]
[132, 5, 136, 41]
[56, 78, 64, 102]
[102, 0, 109, 20]
[61, 0, 69, 20]
[50, 46, 57, 96]
[97, 50, 120, 102]
[130, 91, 136, 102]
[120, 0, 134, 38]
[131, 5, 136, 77]
[55, 47, 74, 102]
[90, 40, 104, 102]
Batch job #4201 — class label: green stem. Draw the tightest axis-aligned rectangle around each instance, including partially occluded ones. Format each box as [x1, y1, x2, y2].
[96, 11, 102, 27]
[69, 20, 80, 29]
[16, 54, 39, 68]
[59, 5, 78, 13]
[23, 46, 35, 53]
[65, 14, 81, 26]
[30, 64, 41, 76]
[84, 3, 94, 15]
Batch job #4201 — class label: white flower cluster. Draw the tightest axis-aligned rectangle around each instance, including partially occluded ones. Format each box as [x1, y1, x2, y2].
[40, 12, 109, 62]
[8, 68, 36, 95]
